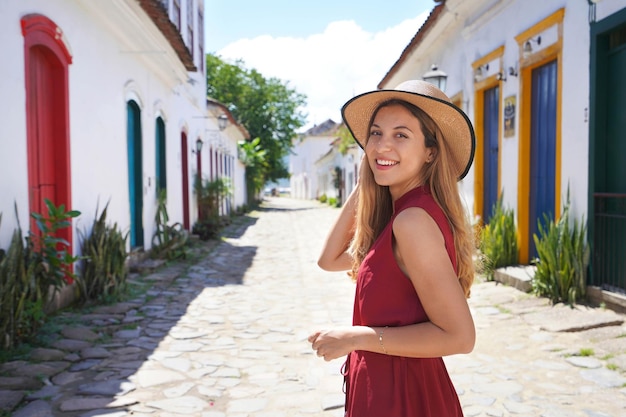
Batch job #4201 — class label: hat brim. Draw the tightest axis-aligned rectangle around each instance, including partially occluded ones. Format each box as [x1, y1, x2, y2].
[341, 89, 476, 181]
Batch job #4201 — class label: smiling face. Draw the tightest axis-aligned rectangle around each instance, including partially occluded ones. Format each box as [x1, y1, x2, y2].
[365, 102, 434, 200]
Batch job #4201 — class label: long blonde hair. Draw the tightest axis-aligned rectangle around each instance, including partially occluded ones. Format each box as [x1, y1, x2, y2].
[348, 100, 475, 297]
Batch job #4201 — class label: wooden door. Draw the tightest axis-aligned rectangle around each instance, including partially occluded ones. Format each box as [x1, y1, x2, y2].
[127, 101, 144, 248]
[529, 60, 557, 258]
[482, 86, 500, 223]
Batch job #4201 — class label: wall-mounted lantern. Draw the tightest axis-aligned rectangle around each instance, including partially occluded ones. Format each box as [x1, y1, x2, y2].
[422, 64, 447, 92]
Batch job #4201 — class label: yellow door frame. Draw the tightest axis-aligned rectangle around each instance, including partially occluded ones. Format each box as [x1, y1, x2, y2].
[472, 46, 505, 224]
[514, 8, 565, 263]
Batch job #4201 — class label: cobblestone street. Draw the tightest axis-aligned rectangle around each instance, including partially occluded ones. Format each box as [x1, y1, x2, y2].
[1, 197, 625, 417]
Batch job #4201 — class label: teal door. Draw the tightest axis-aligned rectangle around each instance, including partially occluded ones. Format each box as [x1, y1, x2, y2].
[127, 101, 144, 248]
[591, 15, 626, 292]
[155, 117, 167, 195]
[483, 86, 499, 223]
[605, 30, 626, 194]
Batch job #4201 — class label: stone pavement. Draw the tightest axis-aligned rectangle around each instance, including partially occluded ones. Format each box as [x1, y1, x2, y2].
[1, 196, 626, 417]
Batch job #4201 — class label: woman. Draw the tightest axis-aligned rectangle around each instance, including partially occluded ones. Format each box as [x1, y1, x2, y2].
[309, 80, 477, 416]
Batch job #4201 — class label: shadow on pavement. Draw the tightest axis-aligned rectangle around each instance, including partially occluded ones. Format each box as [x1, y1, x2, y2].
[5, 217, 259, 416]
[220, 213, 259, 240]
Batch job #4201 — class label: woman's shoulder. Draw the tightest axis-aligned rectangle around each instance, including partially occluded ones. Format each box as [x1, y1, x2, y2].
[392, 208, 445, 247]
[393, 191, 451, 237]
[394, 206, 437, 226]
[395, 188, 443, 219]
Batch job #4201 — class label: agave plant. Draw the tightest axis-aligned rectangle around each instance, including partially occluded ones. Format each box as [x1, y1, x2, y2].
[77, 202, 129, 303]
[478, 195, 519, 280]
[0, 205, 47, 349]
[532, 188, 589, 304]
[151, 189, 188, 259]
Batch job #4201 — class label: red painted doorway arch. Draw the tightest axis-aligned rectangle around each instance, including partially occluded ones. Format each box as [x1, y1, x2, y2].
[22, 14, 73, 249]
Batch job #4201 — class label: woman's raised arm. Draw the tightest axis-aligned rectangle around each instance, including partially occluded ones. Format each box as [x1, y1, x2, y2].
[317, 186, 359, 271]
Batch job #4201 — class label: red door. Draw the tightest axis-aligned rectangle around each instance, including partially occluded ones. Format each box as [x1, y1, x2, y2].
[22, 15, 72, 246]
[181, 132, 190, 230]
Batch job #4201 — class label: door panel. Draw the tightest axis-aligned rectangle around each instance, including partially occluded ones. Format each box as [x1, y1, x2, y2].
[127, 101, 144, 248]
[483, 86, 500, 223]
[156, 117, 167, 194]
[606, 38, 626, 193]
[181, 132, 190, 230]
[594, 24, 626, 291]
[529, 60, 557, 258]
[27, 45, 70, 245]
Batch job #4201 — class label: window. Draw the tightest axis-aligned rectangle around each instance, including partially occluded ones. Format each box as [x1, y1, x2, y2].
[198, 8, 204, 71]
[187, 0, 194, 55]
[159, 0, 168, 11]
[173, 0, 181, 30]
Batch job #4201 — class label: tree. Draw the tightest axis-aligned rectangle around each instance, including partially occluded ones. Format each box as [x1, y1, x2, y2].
[238, 137, 267, 203]
[336, 125, 356, 155]
[205, 54, 307, 198]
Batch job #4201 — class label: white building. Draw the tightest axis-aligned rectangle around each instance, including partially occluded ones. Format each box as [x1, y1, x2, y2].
[0, 0, 248, 254]
[377, 0, 625, 294]
[289, 120, 339, 200]
[314, 138, 363, 205]
[206, 100, 250, 215]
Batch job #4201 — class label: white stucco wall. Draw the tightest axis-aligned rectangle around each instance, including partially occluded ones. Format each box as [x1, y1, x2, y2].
[0, 3, 33, 248]
[0, 0, 209, 251]
[233, 155, 247, 210]
[315, 151, 342, 201]
[219, 124, 248, 211]
[342, 147, 364, 200]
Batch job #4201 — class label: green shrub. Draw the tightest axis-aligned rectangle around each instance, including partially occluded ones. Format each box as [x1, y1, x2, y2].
[319, 194, 327, 203]
[151, 190, 188, 260]
[0, 214, 33, 349]
[192, 218, 222, 241]
[328, 197, 338, 207]
[0, 200, 80, 349]
[532, 190, 588, 304]
[479, 196, 519, 280]
[193, 176, 232, 241]
[30, 199, 81, 289]
[196, 176, 232, 222]
[77, 202, 128, 303]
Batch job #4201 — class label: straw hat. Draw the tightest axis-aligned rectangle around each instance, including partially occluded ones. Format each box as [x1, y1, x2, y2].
[341, 80, 476, 180]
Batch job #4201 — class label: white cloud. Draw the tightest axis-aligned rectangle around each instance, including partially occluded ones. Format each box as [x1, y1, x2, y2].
[217, 12, 428, 130]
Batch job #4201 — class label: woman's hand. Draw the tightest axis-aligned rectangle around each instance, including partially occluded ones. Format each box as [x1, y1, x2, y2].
[308, 327, 362, 361]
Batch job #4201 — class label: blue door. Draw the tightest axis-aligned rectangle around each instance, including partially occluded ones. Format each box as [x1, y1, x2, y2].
[529, 60, 557, 258]
[483, 86, 500, 223]
[127, 101, 144, 248]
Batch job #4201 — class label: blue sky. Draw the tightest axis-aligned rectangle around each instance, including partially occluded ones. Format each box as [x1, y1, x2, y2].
[204, 0, 436, 52]
[203, 0, 436, 129]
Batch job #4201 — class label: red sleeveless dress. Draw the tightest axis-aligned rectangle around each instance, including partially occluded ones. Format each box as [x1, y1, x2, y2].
[344, 185, 464, 416]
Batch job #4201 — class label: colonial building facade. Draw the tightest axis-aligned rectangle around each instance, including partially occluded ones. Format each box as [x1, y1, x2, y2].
[0, 0, 248, 254]
[379, 0, 625, 294]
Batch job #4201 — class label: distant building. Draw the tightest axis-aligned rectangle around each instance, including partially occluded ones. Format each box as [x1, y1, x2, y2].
[314, 138, 362, 206]
[206, 100, 250, 215]
[289, 119, 339, 200]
